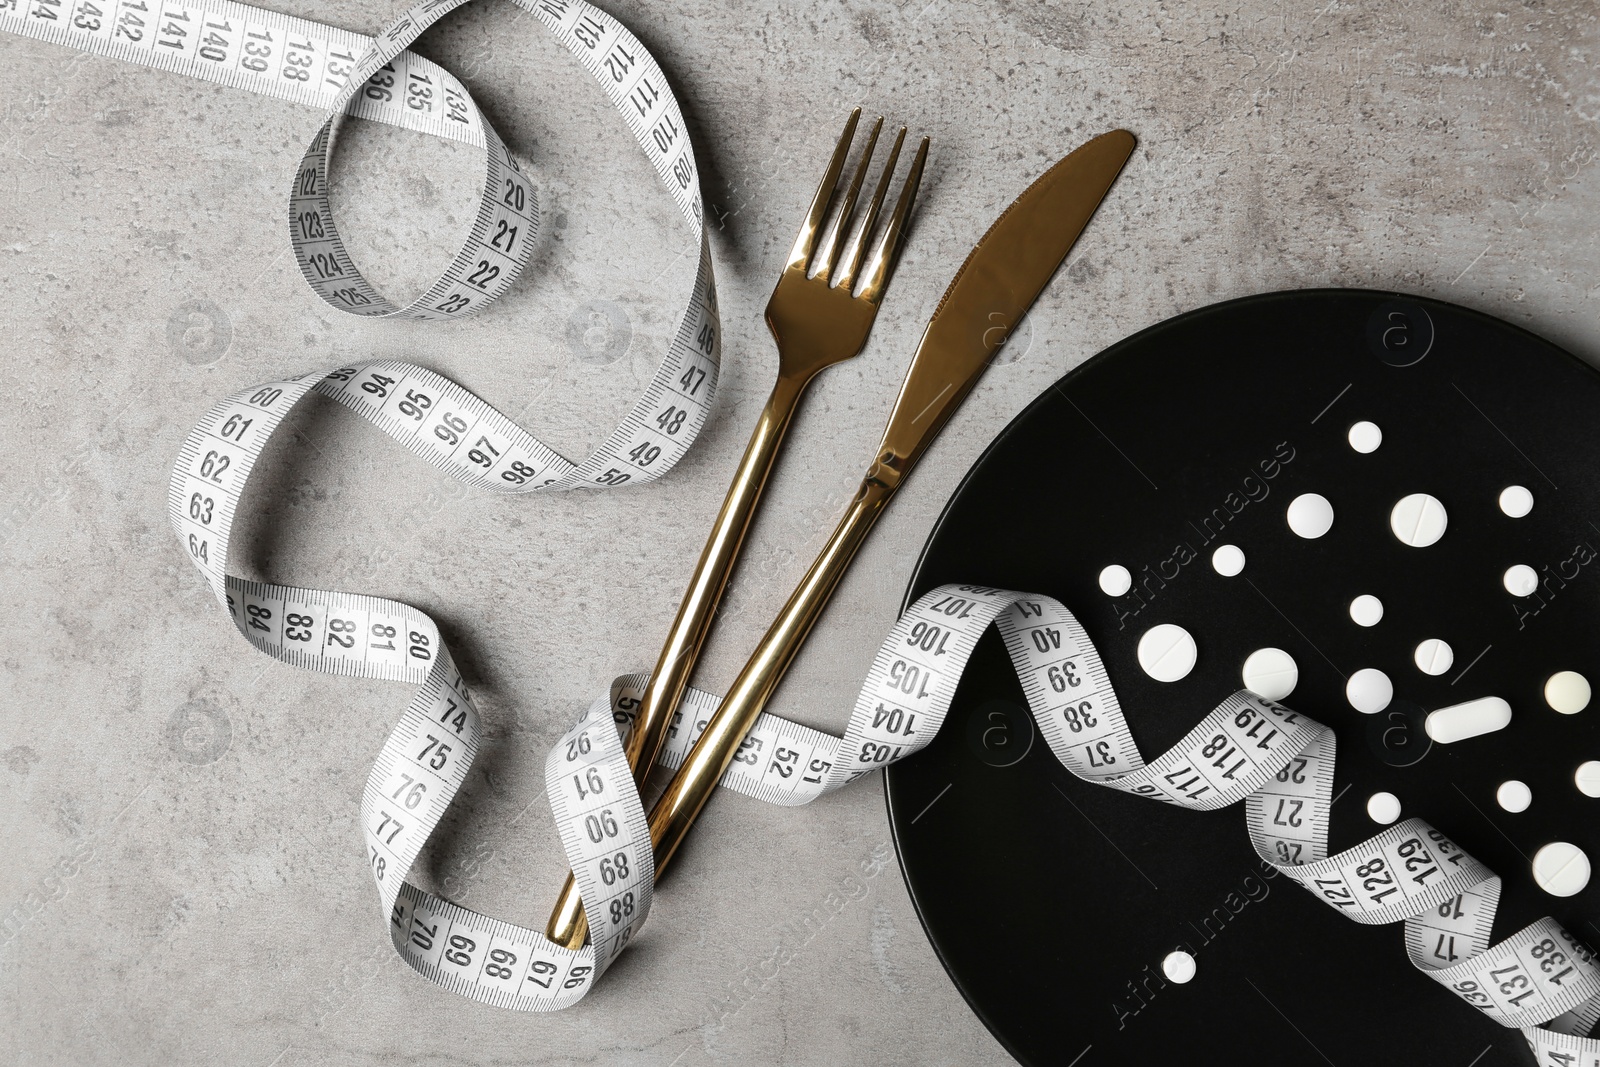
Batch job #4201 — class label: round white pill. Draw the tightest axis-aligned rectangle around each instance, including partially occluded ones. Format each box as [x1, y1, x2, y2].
[1347, 421, 1382, 454]
[1211, 544, 1245, 577]
[1346, 668, 1394, 714]
[1413, 639, 1454, 677]
[1241, 648, 1298, 701]
[1532, 842, 1591, 898]
[1576, 762, 1600, 798]
[1367, 791, 1401, 825]
[1503, 564, 1539, 597]
[1499, 485, 1534, 518]
[1546, 671, 1591, 715]
[1137, 624, 1197, 683]
[1390, 493, 1448, 548]
[1099, 565, 1132, 597]
[1286, 493, 1335, 539]
[1161, 950, 1197, 984]
[1496, 780, 1532, 813]
[1349, 594, 1384, 627]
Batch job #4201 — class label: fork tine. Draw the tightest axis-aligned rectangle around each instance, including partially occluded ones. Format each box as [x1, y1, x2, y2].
[814, 116, 882, 283]
[856, 134, 929, 304]
[835, 125, 905, 292]
[786, 108, 861, 273]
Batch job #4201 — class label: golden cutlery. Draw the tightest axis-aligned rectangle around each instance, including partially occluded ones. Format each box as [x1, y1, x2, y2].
[643, 129, 1138, 881]
[545, 108, 929, 948]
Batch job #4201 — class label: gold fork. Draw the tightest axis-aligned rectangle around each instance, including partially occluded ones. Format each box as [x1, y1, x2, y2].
[544, 109, 929, 948]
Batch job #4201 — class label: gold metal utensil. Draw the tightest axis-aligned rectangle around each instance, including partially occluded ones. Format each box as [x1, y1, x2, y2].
[642, 129, 1137, 882]
[545, 109, 929, 949]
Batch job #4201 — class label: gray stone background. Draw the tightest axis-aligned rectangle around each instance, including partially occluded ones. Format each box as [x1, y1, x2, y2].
[3, 0, 1599, 1064]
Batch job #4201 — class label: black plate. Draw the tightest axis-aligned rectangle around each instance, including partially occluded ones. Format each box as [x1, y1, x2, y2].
[885, 290, 1600, 1066]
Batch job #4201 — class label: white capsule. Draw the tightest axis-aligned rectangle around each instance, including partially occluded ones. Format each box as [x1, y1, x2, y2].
[1390, 493, 1448, 548]
[1424, 696, 1512, 744]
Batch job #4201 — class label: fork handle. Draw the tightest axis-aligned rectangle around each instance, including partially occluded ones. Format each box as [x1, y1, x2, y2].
[545, 371, 810, 948]
[644, 473, 895, 880]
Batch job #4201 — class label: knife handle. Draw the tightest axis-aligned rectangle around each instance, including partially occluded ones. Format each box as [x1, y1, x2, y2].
[545, 373, 809, 949]
[645, 475, 895, 879]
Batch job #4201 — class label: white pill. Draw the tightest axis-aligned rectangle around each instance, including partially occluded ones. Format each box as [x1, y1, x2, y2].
[1390, 493, 1448, 548]
[1503, 564, 1540, 597]
[1211, 544, 1245, 577]
[1546, 672, 1591, 715]
[1137, 624, 1197, 683]
[1413, 639, 1454, 677]
[1347, 421, 1382, 454]
[1499, 485, 1534, 518]
[1349, 594, 1384, 627]
[1286, 493, 1335, 539]
[1496, 780, 1532, 813]
[1099, 565, 1132, 597]
[1576, 761, 1600, 798]
[1424, 696, 1512, 744]
[1161, 950, 1197, 984]
[1346, 668, 1394, 714]
[1532, 842, 1591, 898]
[1242, 648, 1298, 701]
[1367, 791, 1402, 825]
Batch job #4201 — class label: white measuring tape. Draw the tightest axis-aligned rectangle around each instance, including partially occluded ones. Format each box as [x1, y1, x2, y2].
[15, 0, 1600, 1050]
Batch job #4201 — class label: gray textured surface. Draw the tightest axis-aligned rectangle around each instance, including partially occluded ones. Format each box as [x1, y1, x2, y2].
[3, 1, 1599, 1063]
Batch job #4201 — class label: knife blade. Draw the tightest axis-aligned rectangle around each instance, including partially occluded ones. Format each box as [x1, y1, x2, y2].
[868, 127, 1136, 490]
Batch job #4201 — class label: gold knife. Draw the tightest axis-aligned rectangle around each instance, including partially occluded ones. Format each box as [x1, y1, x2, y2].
[638, 129, 1137, 891]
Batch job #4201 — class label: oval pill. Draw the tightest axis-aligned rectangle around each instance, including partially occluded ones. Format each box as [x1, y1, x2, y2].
[1424, 696, 1512, 744]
